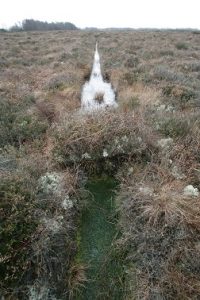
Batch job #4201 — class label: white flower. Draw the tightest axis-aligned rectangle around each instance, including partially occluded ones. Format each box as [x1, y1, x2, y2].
[157, 104, 166, 111]
[103, 149, 109, 157]
[82, 152, 91, 159]
[183, 185, 199, 197]
[121, 135, 129, 143]
[114, 138, 119, 145]
[128, 167, 134, 175]
[117, 144, 123, 150]
[157, 138, 173, 149]
[62, 196, 74, 210]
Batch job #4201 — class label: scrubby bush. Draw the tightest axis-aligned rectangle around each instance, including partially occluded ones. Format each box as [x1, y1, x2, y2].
[0, 175, 37, 293]
[0, 99, 48, 147]
[162, 84, 196, 108]
[0, 151, 44, 297]
[52, 111, 156, 174]
[0, 147, 80, 298]
[47, 75, 68, 91]
[36, 101, 56, 123]
[121, 72, 138, 85]
[124, 56, 139, 68]
[120, 96, 140, 111]
[175, 42, 189, 50]
[187, 62, 200, 72]
[153, 65, 182, 82]
[0, 57, 9, 68]
[159, 49, 174, 56]
[46, 73, 77, 91]
[157, 115, 190, 138]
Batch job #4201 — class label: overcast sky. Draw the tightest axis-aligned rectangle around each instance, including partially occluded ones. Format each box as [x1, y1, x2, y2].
[1, 0, 200, 29]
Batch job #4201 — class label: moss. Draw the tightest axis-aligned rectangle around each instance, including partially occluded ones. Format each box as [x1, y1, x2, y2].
[76, 177, 125, 299]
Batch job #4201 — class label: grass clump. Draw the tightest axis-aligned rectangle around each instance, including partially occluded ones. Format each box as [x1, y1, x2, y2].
[0, 99, 48, 147]
[157, 116, 190, 138]
[47, 74, 69, 91]
[159, 50, 174, 57]
[36, 101, 56, 123]
[124, 56, 139, 68]
[121, 72, 138, 85]
[116, 162, 200, 299]
[162, 84, 196, 108]
[52, 111, 155, 174]
[46, 73, 77, 91]
[153, 65, 180, 82]
[124, 96, 140, 110]
[0, 150, 43, 298]
[175, 42, 189, 50]
[0, 175, 37, 292]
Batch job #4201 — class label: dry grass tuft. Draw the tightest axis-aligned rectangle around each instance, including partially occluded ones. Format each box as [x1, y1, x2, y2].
[117, 161, 200, 299]
[68, 263, 88, 299]
[36, 100, 56, 123]
[52, 110, 157, 174]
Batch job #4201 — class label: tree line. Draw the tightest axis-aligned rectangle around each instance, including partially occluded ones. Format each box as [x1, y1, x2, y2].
[8, 19, 77, 32]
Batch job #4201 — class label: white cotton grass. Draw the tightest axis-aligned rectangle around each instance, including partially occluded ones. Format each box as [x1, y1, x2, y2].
[81, 43, 118, 111]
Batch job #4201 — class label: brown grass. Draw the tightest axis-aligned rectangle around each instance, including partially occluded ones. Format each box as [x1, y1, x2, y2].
[68, 263, 88, 299]
[52, 109, 157, 175]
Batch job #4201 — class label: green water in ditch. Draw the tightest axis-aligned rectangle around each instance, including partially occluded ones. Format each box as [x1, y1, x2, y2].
[77, 177, 124, 300]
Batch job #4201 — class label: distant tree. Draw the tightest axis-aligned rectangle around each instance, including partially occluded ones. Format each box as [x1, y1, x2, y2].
[21, 19, 77, 31]
[10, 22, 23, 32]
[0, 28, 8, 32]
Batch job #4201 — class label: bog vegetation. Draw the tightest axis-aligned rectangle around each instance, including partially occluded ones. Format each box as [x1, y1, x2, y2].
[0, 29, 200, 299]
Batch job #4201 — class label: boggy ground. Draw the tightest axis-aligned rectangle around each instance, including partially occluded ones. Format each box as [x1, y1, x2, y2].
[0, 29, 200, 299]
[76, 177, 123, 300]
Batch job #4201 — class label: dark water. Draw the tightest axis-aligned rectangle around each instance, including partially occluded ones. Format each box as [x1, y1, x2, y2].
[77, 177, 123, 300]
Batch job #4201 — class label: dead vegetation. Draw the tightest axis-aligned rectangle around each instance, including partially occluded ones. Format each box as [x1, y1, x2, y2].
[94, 92, 104, 104]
